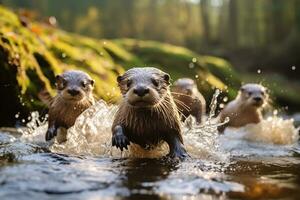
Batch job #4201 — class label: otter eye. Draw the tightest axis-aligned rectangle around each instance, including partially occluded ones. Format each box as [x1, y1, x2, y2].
[248, 92, 252, 96]
[62, 79, 67, 86]
[126, 79, 132, 88]
[261, 91, 265, 96]
[152, 78, 159, 87]
[81, 81, 87, 88]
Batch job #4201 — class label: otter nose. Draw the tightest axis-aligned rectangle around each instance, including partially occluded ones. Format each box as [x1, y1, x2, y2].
[253, 97, 262, 102]
[133, 86, 149, 97]
[68, 89, 80, 96]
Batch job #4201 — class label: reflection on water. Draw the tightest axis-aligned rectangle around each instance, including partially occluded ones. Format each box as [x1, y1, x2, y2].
[0, 93, 300, 199]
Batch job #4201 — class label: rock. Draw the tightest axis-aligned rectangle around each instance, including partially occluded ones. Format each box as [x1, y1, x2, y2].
[0, 6, 239, 126]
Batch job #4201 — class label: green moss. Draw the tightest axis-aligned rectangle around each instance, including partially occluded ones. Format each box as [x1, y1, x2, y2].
[115, 38, 240, 99]
[0, 6, 243, 126]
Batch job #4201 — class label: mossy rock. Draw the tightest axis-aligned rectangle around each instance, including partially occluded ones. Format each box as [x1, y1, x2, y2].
[114, 39, 240, 99]
[0, 6, 123, 125]
[0, 6, 240, 126]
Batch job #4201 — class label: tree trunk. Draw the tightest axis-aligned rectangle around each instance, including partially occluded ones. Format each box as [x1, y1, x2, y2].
[200, 0, 211, 43]
[228, 0, 238, 47]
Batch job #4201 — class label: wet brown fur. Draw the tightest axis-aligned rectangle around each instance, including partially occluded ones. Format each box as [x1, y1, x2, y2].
[48, 95, 94, 129]
[113, 93, 182, 148]
[112, 67, 187, 158]
[172, 78, 206, 123]
[46, 70, 95, 142]
[218, 83, 268, 132]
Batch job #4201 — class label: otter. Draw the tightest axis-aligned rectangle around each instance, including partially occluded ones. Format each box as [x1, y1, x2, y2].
[172, 78, 206, 124]
[218, 83, 268, 132]
[45, 70, 95, 141]
[112, 67, 188, 159]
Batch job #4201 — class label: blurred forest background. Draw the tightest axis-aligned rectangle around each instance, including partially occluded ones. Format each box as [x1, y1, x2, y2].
[0, 0, 300, 126]
[2, 0, 300, 78]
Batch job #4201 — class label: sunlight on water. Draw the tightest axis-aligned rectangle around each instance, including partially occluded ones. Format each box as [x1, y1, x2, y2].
[49, 96, 227, 160]
[2, 90, 298, 198]
[242, 116, 298, 145]
[220, 115, 299, 157]
[19, 91, 227, 161]
[223, 116, 299, 145]
[20, 111, 48, 145]
[19, 90, 299, 161]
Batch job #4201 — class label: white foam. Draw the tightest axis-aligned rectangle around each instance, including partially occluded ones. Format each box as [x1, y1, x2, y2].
[48, 100, 226, 161]
[220, 116, 299, 157]
[19, 91, 299, 161]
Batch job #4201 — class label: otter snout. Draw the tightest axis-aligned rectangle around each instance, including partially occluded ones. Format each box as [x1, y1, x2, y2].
[67, 88, 80, 96]
[63, 86, 84, 101]
[133, 86, 150, 97]
[251, 95, 264, 107]
[253, 96, 262, 102]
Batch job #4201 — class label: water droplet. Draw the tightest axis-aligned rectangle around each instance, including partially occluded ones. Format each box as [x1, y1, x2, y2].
[219, 103, 224, 109]
[292, 66, 296, 70]
[257, 69, 261, 74]
[284, 106, 289, 111]
[223, 96, 228, 102]
[195, 75, 199, 79]
[15, 113, 20, 118]
[192, 58, 197, 63]
[273, 110, 278, 116]
[49, 16, 57, 25]
[189, 63, 194, 69]
[62, 53, 66, 58]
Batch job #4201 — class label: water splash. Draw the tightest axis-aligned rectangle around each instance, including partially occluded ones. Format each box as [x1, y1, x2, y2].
[220, 115, 299, 157]
[18, 90, 226, 160]
[19, 90, 299, 160]
[223, 116, 298, 145]
[47, 96, 227, 161]
[19, 112, 48, 145]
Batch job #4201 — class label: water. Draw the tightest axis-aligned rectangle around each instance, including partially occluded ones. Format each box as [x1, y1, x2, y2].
[0, 93, 300, 200]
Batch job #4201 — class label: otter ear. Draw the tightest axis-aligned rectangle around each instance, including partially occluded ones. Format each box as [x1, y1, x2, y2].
[240, 87, 245, 92]
[55, 75, 64, 89]
[163, 73, 170, 85]
[117, 75, 123, 83]
[90, 79, 95, 86]
[55, 75, 61, 82]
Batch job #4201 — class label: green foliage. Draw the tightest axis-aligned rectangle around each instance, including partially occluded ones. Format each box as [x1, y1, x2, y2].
[114, 39, 240, 98]
[0, 6, 123, 124]
[0, 6, 240, 125]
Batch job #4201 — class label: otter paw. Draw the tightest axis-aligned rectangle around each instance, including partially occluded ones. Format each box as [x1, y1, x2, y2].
[112, 132, 130, 151]
[168, 148, 189, 160]
[45, 126, 57, 141]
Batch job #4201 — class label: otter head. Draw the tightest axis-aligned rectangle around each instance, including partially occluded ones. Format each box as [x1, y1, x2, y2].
[117, 67, 170, 108]
[56, 70, 94, 102]
[239, 83, 268, 108]
[173, 78, 198, 96]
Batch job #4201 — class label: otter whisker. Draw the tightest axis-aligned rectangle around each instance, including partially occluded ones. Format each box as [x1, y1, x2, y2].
[158, 101, 170, 125]
[161, 98, 176, 125]
[171, 91, 194, 98]
[173, 98, 191, 111]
